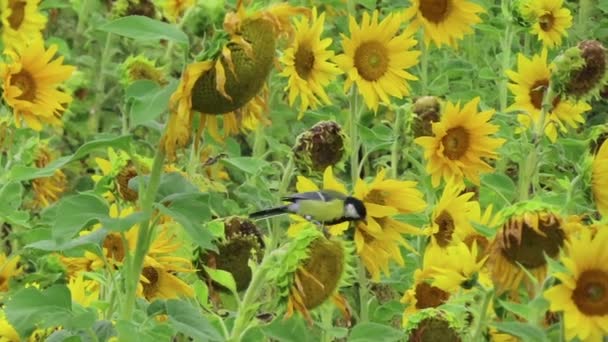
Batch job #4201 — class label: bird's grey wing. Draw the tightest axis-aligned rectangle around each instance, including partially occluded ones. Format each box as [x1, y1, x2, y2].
[282, 190, 346, 203]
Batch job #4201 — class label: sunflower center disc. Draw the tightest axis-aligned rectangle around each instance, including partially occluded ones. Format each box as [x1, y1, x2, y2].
[538, 13, 555, 32]
[142, 266, 159, 297]
[366, 189, 388, 205]
[442, 126, 470, 160]
[103, 234, 125, 262]
[434, 210, 455, 247]
[419, 0, 450, 24]
[12, 70, 37, 102]
[573, 269, 608, 316]
[409, 317, 461, 342]
[294, 44, 315, 80]
[415, 282, 450, 309]
[354, 41, 389, 81]
[8, 0, 26, 29]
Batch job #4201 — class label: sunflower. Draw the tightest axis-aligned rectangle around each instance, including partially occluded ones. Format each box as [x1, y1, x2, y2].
[403, 0, 485, 48]
[287, 166, 351, 236]
[0, 253, 22, 292]
[592, 140, 608, 217]
[120, 54, 167, 86]
[522, 0, 572, 48]
[0, 40, 75, 130]
[415, 97, 505, 187]
[403, 308, 464, 340]
[401, 279, 451, 316]
[488, 209, 566, 294]
[161, 0, 194, 23]
[279, 7, 341, 115]
[544, 228, 608, 342]
[30, 144, 67, 209]
[0, 0, 47, 51]
[429, 241, 488, 291]
[139, 258, 194, 301]
[353, 169, 426, 281]
[67, 273, 99, 307]
[334, 10, 420, 112]
[506, 49, 591, 142]
[0, 310, 19, 342]
[428, 181, 478, 247]
[293, 121, 346, 174]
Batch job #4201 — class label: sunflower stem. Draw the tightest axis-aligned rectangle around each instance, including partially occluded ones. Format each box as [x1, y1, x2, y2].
[121, 147, 166, 320]
[348, 86, 360, 184]
[88, 32, 114, 134]
[357, 261, 370, 323]
[419, 36, 429, 95]
[471, 286, 494, 341]
[499, 10, 514, 113]
[390, 107, 404, 179]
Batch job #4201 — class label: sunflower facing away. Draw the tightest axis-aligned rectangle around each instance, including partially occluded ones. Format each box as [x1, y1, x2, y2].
[334, 10, 420, 112]
[506, 49, 590, 142]
[522, 0, 572, 48]
[592, 140, 608, 217]
[0, 0, 47, 51]
[415, 97, 505, 187]
[354, 169, 427, 280]
[544, 228, 608, 342]
[279, 7, 341, 116]
[403, 0, 485, 48]
[0, 40, 75, 130]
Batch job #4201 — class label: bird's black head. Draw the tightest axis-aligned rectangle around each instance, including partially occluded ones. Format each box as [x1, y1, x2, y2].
[344, 196, 367, 221]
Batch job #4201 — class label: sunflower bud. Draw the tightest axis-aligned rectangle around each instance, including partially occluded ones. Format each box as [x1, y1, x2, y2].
[293, 121, 345, 174]
[120, 55, 167, 86]
[412, 96, 440, 137]
[404, 309, 463, 341]
[195, 217, 264, 292]
[553, 40, 608, 100]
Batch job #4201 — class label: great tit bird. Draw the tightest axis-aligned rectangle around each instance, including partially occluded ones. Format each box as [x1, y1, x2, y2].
[249, 190, 367, 225]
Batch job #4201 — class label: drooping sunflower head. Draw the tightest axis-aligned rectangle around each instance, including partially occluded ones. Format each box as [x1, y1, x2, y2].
[412, 95, 441, 137]
[0, 39, 75, 130]
[279, 7, 342, 115]
[30, 144, 67, 209]
[488, 205, 566, 294]
[403, 308, 464, 341]
[523, 0, 572, 48]
[111, 0, 158, 18]
[0, 0, 47, 51]
[553, 40, 608, 100]
[415, 97, 505, 187]
[334, 10, 420, 112]
[544, 227, 608, 342]
[293, 120, 346, 174]
[404, 0, 485, 48]
[120, 54, 167, 86]
[195, 217, 264, 292]
[592, 139, 608, 217]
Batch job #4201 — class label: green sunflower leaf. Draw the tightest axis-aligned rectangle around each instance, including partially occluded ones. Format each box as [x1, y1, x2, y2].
[165, 299, 224, 341]
[491, 321, 548, 342]
[349, 322, 404, 342]
[98, 16, 189, 46]
[203, 266, 238, 296]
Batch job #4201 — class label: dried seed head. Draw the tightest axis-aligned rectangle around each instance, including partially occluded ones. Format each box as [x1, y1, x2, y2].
[412, 96, 440, 137]
[112, 0, 157, 18]
[293, 121, 345, 174]
[404, 309, 463, 342]
[554, 40, 608, 100]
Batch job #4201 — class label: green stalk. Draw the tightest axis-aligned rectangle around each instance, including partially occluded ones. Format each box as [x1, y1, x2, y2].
[390, 108, 404, 179]
[349, 87, 360, 184]
[252, 124, 267, 159]
[88, 33, 114, 133]
[499, 24, 514, 113]
[419, 35, 429, 95]
[121, 147, 166, 320]
[578, 0, 594, 39]
[471, 287, 494, 341]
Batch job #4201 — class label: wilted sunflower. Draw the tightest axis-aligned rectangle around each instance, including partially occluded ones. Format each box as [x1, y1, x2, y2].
[428, 181, 478, 248]
[30, 144, 67, 209]
[488, 209, 566, 294]
[0, 253, 22, 292]
[353, 169, 426, 280]
[293, 121, 346, 175]
[412, 95, 441, 137]
[0, 40, 75, 130]
[506, 49, 591, 142]
[0, 0, 47, 51]
[161, 0, 194, 23]
[593, 140, 608, 217]
[554, 40, 608, 100]
[287, 167, 351, 236]
[404, 308, 464, 341]
[334, 10, 420, 112]
[522, 0, 572, 48]
[279, 7, 341, 115]
[415, 97, 505, 187]
[403, 0, 485, 48]
[544, 228, 608, 342]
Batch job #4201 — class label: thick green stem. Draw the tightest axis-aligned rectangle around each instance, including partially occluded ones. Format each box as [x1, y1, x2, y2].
[357, 262, 370, 323]
[499, 23, 514, 113]
[419, 36, 429, 94]
[121, 147, 166, 320]
[390, 108, 404, 179]
[252, 124, 267, 159]
[578, 0, 594, 38]
[88, 33, 114, 133]
[278, 155, 295, 196]
[471, 287, 494, 341]
[349, 87, 360, 184]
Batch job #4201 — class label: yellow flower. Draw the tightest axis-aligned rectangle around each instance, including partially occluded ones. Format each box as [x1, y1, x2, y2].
[279, 7, 341, 116]
[353, 169, 426, 280]
[287, 167, 351, 236]
[139, 258, 194, 301]
[30, 144, 67, 209]
[334, 10, 420, 111]
[401, 278, 450, 316]
[544, 228, 608, 342]
[429, 242, 488, 292]
[415, 97, 505, 187]
[403, 0, 484, 48]
[0, 310, 19, 342]
[523, 0, 572, 48]
[161, 0, 194, 23]
[592, 140, 608, 217]
[67, 273, 99, 307]
[0, 253, 22, 292]
[428, 181, 478, 247]
[0, 40, 75, 130]
[0, 0, 47, 51]
[506, 49, 591, 142]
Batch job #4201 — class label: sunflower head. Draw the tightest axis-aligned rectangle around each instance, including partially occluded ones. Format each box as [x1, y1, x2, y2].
[116, 161, 140, 202]
[195, 217, 264, 292]
[30, 143, 67, 209]
[120, 55, 166, 86]
[554, 40, 608, 100]
[412, 96, 441, 137]
[112, 0, 157, 18]
[592, 139, 608, 216]
[0, 0, 47, 51]
[401, 279, 451, 316]
[293, 120, 345, 174]
[489, 205, 566, 293]
[404, 308, 463, 341]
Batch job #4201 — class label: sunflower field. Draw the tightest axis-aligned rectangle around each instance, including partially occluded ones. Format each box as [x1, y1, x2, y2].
[1, 0, 608, 341]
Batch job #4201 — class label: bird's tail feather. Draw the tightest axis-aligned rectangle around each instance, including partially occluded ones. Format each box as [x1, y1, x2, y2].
[249, 205, 289, 219]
